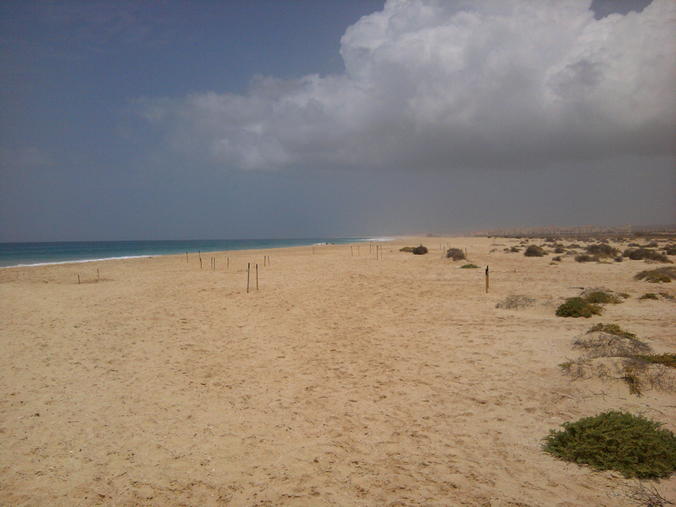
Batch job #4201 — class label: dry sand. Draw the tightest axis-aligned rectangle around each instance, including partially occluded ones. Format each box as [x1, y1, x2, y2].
[0, 236, 674, 506]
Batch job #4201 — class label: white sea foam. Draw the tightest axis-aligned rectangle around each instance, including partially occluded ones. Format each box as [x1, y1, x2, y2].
[0, 255, 153, 269]
[360, 237, 395, 242]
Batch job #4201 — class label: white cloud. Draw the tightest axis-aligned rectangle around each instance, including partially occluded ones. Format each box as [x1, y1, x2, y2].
[142, 0, 676, 171]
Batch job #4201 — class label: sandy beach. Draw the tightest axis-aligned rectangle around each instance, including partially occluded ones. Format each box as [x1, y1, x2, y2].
[1, 236, 674, 506]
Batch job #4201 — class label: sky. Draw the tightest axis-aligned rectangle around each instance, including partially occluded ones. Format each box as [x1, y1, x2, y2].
[0, 0, 674, 242]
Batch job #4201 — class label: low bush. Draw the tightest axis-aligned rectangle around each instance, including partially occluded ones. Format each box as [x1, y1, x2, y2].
[509, 246, 521, 253]
[552, 256, 562, 262]
[589, 323, 635, 339]
[635, 354, 676, 369]
[460, 263, 479, 269]
[496, 295, 535, 309]
[400, 246, 414, 252]
[575, 254, 597, 263]
[542, 411, 676, 479]
[446, 248, 466, 261]
[623, 248, 671, 263]
[574, 326, 651, 357]
[640, 293, 659, 300]
[556, 297, 603, 318]
[614, 256, 623, 262]
[411, 245, 428, 255]
[586, 244, 619, 258]
[634, 267, 676, 283]
[524, 245, 546, 257]
[584, 291, 622, 304]
[554, 246, 565, 254]
[666, 246, 676, 256]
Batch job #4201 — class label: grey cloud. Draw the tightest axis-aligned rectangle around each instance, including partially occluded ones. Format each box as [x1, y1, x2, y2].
[141, 0, 676, 172]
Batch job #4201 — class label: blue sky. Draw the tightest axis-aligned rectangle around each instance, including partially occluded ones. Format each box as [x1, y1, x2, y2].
[1, 0, 674, 241]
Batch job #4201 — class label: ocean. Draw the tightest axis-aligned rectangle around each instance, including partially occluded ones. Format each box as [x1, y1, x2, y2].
[0, 238, 387, 268]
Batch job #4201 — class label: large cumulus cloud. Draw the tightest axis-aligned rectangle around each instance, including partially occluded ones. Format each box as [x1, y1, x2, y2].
[141, 0, 676, 171]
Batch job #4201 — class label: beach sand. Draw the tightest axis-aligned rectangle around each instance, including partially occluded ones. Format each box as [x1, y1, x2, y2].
[1, 236, 674, 506]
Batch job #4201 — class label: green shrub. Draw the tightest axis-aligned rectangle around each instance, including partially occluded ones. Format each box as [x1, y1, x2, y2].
[634, 354, 676, 368]
[584, 291, 622, 304]
[400, 246, 414, 252]
[524, 245, 546, 257]
[543, 411, 676, 479]
[639, 293, 659, 300]
[623, 248, 671, 263]
[634, 267, 676, 283]
[666, 246, 676, 256]
[509, 246, 520, 253]
[589, 323, 636, 339]
[586, 244, 619, 258]
[446, 248, 466, 261]
[575, 254, 597, 263]
[554, 246, 565, 254]
[411, 245, 428, 255]
[556, 297, 603, 318]
[460, 263, 479, 269]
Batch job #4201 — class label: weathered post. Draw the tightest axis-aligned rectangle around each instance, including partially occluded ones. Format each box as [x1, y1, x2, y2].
[485, 265, 489, 294]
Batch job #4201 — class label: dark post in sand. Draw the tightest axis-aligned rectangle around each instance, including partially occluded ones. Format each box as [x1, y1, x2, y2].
[485, 265, 489, 293]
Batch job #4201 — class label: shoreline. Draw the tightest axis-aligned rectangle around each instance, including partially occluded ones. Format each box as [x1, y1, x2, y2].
[0, 236, 397, 269]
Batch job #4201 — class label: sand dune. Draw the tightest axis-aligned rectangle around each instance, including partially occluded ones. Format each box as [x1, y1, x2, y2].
[1, 237, 674, 506]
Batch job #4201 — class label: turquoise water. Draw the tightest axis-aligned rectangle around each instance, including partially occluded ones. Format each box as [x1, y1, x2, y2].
[0, 238, 376, 268]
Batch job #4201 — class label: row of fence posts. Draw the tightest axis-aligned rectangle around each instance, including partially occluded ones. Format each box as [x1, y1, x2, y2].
[348, 243, 383, 259]
[184, 250, 270, 293]
[75, 246, 489, 293]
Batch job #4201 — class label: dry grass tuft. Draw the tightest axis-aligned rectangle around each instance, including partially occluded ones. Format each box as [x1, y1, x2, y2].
[635, 267, 676, 283]
[496, 295, 535, 310]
